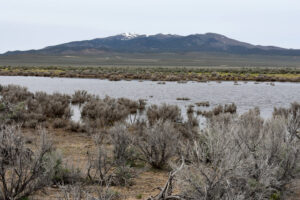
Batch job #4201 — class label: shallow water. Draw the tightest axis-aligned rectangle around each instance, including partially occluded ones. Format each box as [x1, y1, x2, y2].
[0, 76, 299, 119]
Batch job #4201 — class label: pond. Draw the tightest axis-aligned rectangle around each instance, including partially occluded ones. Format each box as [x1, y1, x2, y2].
[0, 76, 299, 119]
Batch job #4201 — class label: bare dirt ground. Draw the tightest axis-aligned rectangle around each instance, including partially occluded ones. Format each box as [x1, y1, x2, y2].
[23, 128, 170, 200]
[287, 180, 300, 200]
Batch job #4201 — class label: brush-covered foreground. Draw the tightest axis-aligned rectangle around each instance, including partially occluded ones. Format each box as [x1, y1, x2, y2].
[0, 84, 300, 200]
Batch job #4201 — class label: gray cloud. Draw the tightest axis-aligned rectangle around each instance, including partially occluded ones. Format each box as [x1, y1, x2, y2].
[1, 0, 300, 53]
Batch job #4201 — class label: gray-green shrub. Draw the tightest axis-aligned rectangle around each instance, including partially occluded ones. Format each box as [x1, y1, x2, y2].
[0, 126, 58, 200]
[146, 104, 182, 125]
[135, 120, 179, 169]
[177, 109, 300, 199]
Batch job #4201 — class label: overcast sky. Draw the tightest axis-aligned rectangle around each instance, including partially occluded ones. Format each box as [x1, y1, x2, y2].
[1, 0, 300, 53]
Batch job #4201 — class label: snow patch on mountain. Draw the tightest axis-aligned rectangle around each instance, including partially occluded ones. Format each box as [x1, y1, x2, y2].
[120, 33, 140, 40]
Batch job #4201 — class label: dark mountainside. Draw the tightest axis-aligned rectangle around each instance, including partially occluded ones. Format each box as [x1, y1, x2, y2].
[3, 33, 300, 56]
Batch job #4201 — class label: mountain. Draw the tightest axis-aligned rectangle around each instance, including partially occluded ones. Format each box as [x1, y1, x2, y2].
[3, 33, 300, 56]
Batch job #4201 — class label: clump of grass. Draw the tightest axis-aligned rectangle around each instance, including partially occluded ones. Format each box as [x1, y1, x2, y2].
[197, 103, 237, 117]
[53, 118, 68, 128]
[176, 97, 191, 101]
[195, 101, 210, 107]
[157, 81, 166, 84]
[66, 121, 86, 133]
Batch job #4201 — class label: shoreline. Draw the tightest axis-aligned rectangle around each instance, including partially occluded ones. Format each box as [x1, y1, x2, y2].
[1, 71, 300, 82]
[1, 74, 300, 83]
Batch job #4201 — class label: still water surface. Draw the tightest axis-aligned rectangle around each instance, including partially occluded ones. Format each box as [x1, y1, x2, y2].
[0, 76, 299, 119]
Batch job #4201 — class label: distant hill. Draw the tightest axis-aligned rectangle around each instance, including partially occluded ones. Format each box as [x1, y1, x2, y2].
[3, 33, 300, 56]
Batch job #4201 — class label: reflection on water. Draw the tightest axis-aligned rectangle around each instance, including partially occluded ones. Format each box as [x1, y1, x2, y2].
[0, 76, 299, 119]
[71, 104, 81, 122]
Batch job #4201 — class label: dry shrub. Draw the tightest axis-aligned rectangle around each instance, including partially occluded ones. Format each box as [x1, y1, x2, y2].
[52, 158, 83, 185]
[100, 124, 137, 186]
[0, 126, 58, 200]
[117, 98, 139, 114]
[71, 90, 91, 105]
[33, 92, 72, 119]
[146, 104, 182, 125]
[198, 103, 237, 118]
[273, 107, 289, 118]
[65, 121, 87, 133]
[224, 103, 237, 113]
[177, 115, 199, 139]
[112, 166, 135, 187]
[53, 118, 68, 128]
[186, 105, 194, 115]
[138, 99, 147, 112]
[286, 102, 300, 140]
[0, 84, 33, 104]
[87, 145, 113, 184]
[273, 102, 300, 140]
[81, 97, 130, 128]
[195, 101, 210, 107]
[60, 183, 120, 200]
[0, 85, 37, 125]
[24, 118, 40, 129]
[173, 106, 200, 140]
[0, 98, 46, 128]
[176, 97, 190, 101]
[135, 120, 179, 169]
[0, 100, 27, 124]
[210, 104, 224, 115]
[2, 91, 74, 127]
[177, 108, 300, 200]
[109, 124, 136, 166]
[87, 134, 135, 187]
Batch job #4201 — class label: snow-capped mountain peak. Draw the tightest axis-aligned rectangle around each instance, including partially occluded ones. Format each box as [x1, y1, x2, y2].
[119, 32, 140, 40]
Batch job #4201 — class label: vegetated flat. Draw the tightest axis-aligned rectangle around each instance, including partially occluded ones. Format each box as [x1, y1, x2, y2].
[1, 64, 300, 83]
[1, 52, 300, 67]
[0, 76, 299, 119]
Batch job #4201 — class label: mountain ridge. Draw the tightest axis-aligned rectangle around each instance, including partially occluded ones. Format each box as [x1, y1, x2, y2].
[3, 33, 300, 56]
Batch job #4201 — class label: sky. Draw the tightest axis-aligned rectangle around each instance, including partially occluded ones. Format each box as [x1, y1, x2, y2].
[1, 0, 300, 53]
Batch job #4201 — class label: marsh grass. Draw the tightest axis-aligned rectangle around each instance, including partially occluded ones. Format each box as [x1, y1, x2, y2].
[176, 97, 191, 101]
[197, 103, 237, 117]
[195, 101, 210, 107]
[1, 65, 300, 82]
